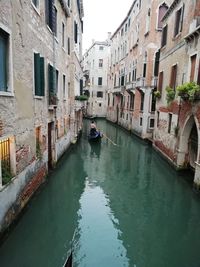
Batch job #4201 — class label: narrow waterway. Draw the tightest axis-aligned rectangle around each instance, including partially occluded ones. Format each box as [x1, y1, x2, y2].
[1, 120, 200, 267]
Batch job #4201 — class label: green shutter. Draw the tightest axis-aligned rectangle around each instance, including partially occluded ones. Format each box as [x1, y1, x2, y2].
[40, 57, 45, 96]
[34, 53, 40, 95]
[0, 30, 8, 91]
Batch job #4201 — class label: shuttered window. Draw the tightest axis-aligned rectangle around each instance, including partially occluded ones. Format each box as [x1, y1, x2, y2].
[169, 64, 177, 90]
[0, 29, 8, 92]
[34, 53, 45, 96]
[45, 0, 56, 33]
[48, 64, 58, 105]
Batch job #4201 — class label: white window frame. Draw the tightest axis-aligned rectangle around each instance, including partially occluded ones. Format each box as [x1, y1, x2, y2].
[0, 23, 14, 97]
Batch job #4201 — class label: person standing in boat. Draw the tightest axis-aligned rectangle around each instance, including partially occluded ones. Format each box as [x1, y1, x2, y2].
[90, 120, 97, 136]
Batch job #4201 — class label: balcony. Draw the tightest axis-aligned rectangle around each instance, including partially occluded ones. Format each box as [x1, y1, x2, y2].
[136, 77, 145, 88]
[151, 77, 158, 88]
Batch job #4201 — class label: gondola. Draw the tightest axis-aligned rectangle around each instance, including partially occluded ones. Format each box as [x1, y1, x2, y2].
[88, 130, 102, 141]
[63, 251, 73, 267]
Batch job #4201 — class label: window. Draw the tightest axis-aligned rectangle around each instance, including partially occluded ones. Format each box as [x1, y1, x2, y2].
[121, 75, 125, 86]
[130, 93, 134, 110]
[67, 0, 70, 7]
[54, 7, 57, 37]
[174, 5, 184, 37]
[197, 60, 200, 85]
[99, 46, 104, 50]
[113, 96, 115, 106]
[98, 77, 102, 86]
[145, 8, 151, 34]
[108, 94, 110, 106]
[154, 50, 160, 76]
[32, 0, 39, 9]
[157, 3, 168, 29]
[74, 21, 78, 44]
[190, 54, 197, 82]
[140, 117, 143, 126]
[62, 23, 65, 48]
[97, 91, 103, 98]
[63, 74, 66, 98]
[68, 38, 70, 55]
[149, 118, 155, 128]
[45, 0, 56, 33]
[143, 63, 147, 78]
[34, 53, 45, 96]
[0, 29, 9, 92]
[161, 24, 168, 47]
[99, 59, 103, 68]
[168, 113, 172, 133]
[140, 91, 144, 111]
[99, 103, 102, 107]
[157, 111, 160, 127]
[169, 64, 177, 90]
[48, 64, 57, 105]
[158, 71, 163, 92]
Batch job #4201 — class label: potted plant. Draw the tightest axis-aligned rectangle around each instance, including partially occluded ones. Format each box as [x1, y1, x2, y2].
[165, 86, 175, 104]
[154, 90, 161, 99]
[177, 82, 200, 101]
[75, 95, 89, 101]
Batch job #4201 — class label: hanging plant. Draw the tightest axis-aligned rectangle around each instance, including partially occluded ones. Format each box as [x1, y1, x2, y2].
[75, 95, 88, 101]
[154, 90, 161, 99]
[177, 82, 200, 101]
[165, 86, 175, 104]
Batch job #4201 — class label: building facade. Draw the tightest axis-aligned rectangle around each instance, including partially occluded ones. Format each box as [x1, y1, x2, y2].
[153, 0, 200, 187]
[83, 40, 110, 118]
[0, 0, 84, 234]
[107, 0, 170, 139]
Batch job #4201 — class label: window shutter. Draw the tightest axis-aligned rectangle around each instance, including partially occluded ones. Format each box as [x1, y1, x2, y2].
[40, 57, 45, 96]
[34, 53, 40, 95]
[180, 4, 185, 32]
[0, 30, 8, 91]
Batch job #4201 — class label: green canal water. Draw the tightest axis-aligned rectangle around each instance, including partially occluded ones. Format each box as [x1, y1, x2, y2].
[1, 120, 200, 267]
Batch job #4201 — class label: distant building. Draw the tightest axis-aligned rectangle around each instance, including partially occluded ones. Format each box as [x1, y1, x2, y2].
[83, 39, 110, 117]
[0, 0, 84, 233]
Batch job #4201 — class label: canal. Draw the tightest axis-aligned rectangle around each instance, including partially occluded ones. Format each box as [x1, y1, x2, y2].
[1, 120, 200, 267]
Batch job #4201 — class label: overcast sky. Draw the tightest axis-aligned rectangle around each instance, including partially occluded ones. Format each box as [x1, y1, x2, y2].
[83, 0, 133, 52]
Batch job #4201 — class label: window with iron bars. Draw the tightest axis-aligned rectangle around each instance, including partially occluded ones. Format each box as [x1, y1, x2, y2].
[0, 138, 12, 185]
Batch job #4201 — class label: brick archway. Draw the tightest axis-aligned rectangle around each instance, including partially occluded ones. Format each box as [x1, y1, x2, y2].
[177, 115, 200, 169]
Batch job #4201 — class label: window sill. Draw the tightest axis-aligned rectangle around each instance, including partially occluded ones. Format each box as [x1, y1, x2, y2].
[31, 2, 40, 15]
[0, 91, 14, 97]
[34, 96, 44, 100]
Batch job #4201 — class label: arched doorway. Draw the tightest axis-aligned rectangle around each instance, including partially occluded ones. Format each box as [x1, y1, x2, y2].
[177, 116, 199, 170]
[188, 123, 198, 169]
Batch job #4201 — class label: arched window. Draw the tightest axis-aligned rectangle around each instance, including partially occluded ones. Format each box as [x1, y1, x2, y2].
[157, 3, 168, 30]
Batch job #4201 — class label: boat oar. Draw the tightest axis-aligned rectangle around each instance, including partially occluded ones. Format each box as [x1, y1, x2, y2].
[103, 133, 117, 146]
